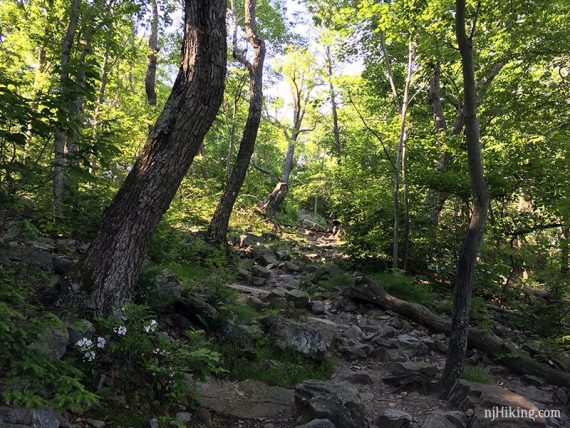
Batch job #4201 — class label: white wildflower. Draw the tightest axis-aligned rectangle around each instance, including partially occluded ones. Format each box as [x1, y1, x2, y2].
[113, 326, 127, 336]
[144, 319, 158, 333]
[96, 336, 106, 349]
[75, 337, 93, 352]
[84, 350, 96, 361]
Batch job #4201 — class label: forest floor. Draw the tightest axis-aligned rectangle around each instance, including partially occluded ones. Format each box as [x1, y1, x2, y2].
[1, 215, 569, 427]
[196, 228, 570, 428]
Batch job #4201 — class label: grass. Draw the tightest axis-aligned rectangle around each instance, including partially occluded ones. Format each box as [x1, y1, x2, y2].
[371, 272, 436, 307]
[462, 365, 494, 384]
[216, 338, 336, 388]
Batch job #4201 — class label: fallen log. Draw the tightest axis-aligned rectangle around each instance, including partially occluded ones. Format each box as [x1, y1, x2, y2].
[344, 276, 570, 388]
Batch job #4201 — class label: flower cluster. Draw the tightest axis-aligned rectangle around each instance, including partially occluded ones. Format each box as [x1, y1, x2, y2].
[113, 326, 127, 336]
[144, 320, 158, 333]
[75, 337, 105, 362]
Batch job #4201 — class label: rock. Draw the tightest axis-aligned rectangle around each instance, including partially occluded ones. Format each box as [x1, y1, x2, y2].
[86, 419, 106, 428]
[68, 319, 95, 345]
[375, 326, 396, 338]
[448, 380, 547, 427]
[196, 379, 293, 418]
[343, 371, 375, 385]
[343, 325, 364, 340]
[247, 295, 268, 310]
[397, 334, 422, 354]
[285, 289, 309, 308]
[175, 412, 192, 423]
[261, 232, 280, 242]
[238, 268, 252, 283]
[338, 341, 374, 359]
[32, 327, 70, 360]
[238, 258, 255, 270]
[373, 348, 406, 362]
[284, 261, 301, 272]
[52, 255, 73, 275]
[154, 269, 182, 298]
[375, 409, 413, 428]
[194, 409, 211, 424]
[256, 249, 279, 267]
[252, 264, 271, 278]
[391, 361, 439, 378]
[2, 245, 53, 272]
[149, 418, 159, 428]
[420, 410, 467, 428]
[0, 406, 67, 428]
[222, 321, 260, 353]
[512, 385, 553, 404]
[295, 380, 364, 428]
[239, 233, 261, 247]
[554, 387, 568, 405]
[296, 419, 336, 428]
[521, 375, 547, 387]
[271, 274, 299, 289]
[262, 316, 333, 361]
[252, 277, 266, 286]
[311, 301, 325, 315]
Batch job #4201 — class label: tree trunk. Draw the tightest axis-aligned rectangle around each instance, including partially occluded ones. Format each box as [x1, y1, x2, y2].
[561, 225, 569, 276]
[345, 277, 570, 387]
[442, 0, 490, 390]
[145, 0, 159, 106]
[325, 45, 341, 159]
[392, 41, 413, 272]
[425, 62, 449, 225]
[207, 0, 265, 244]
[53, 0, 81, 219]
[52, 0, 227, 318]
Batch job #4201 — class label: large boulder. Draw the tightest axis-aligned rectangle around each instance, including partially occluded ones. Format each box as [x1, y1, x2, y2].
[448, 380, 548, 427]
[375, 409, 413, 428]
[295, 380, 364, 428]
[1, 245, 53, 272]
[195, 379, 293, 419]
[295, 419, 336, 428]
[31, 327, 70, 360]
[0, 406, 68, 428]
[420, 410, 468, 428]
[262, 316, 333, 361]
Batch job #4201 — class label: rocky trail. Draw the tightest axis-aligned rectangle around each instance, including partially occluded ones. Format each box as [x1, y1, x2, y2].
[1, 218, 569, 428]
[192, 228, 570, 428]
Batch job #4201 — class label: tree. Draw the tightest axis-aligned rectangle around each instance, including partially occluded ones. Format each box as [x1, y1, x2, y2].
[260, 48, 318, 217]
[145, 0, 159, 106]
[52, 0, 227, 317]
[441, 0, 490, 390]
[206, 0, 265, 245]
[53, 0, 81, 219]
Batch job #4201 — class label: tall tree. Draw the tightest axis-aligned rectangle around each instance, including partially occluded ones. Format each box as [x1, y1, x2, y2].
[145, 0, 159, 106]
[206, 0, 265, 244]
[442, 0, 490, 390]
[260, 49, 317, 217]
[52, 0, 227, 317]
[53, 0, 81, 219]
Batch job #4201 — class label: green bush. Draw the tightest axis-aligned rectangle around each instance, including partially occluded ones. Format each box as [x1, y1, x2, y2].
[0, 265, 98, 412]
[462, 365, 493, 384]
[372, 272, 435, 307]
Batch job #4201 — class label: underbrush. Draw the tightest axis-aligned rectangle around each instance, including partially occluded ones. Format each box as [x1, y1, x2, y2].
[371, 271, 436, 307]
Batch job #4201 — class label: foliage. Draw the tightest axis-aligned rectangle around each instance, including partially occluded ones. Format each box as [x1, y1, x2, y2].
[0, 265, 98, 412]
[462, 365, 494, 384]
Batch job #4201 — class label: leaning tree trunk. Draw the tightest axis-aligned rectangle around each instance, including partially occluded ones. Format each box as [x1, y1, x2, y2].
[53, 0, 81, 219]
[207, 0, 265, 244]
[442, 0, 490, 390]
[145, 0, 159, 106]
[52, 0, 227, 318]
[261, 138, 296, 217]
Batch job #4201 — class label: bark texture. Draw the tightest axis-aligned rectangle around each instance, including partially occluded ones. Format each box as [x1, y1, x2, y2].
[52, 0, 227, 317]
[207, 0, 265, 244]
[345, 277, 570, 387]
[325, 45, 341, 159]
[442, 0, 490, 390]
